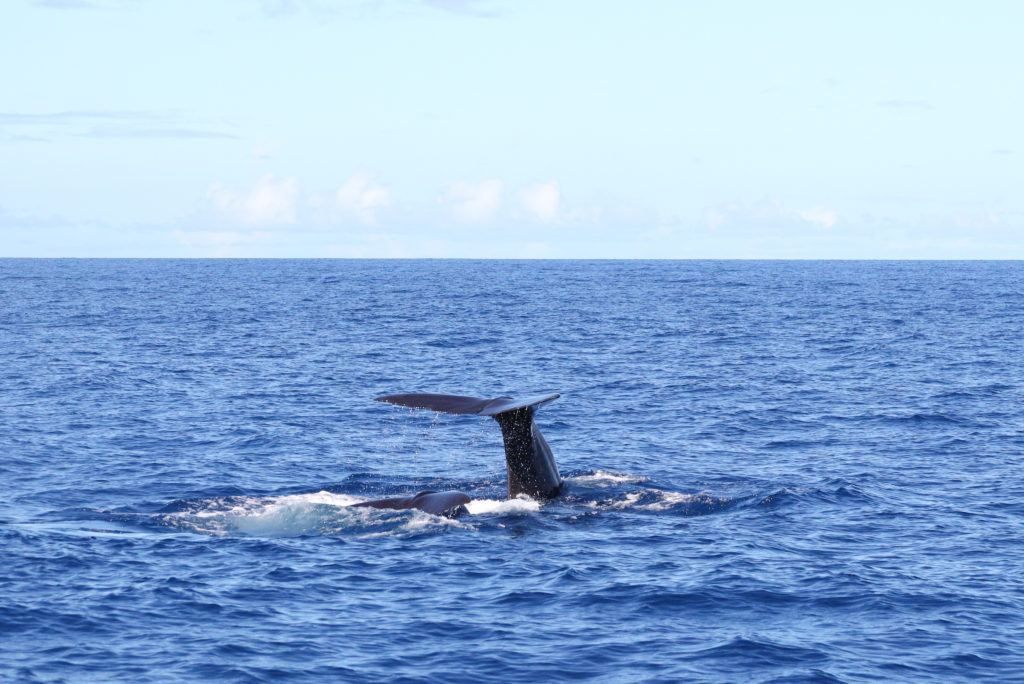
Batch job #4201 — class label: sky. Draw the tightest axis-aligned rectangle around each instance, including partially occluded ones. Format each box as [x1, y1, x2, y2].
[1, 0, 1022, 258]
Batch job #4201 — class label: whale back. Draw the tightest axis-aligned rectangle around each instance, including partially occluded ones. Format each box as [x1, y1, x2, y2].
[352, 490, 471, 516]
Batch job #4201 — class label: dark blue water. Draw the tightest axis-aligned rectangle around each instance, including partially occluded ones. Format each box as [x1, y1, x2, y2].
[2, 259, 1023, 683]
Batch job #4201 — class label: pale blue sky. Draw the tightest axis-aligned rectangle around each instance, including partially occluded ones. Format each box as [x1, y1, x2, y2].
[2, 0, 1021, 257]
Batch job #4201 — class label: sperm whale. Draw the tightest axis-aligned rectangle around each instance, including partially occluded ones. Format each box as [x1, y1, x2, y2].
[351, 490, 471, 516]
[360, 392, 563, 515]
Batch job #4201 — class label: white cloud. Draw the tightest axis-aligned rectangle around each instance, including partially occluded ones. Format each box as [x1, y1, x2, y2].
[705, 198, 781, 230]
[797, 207, 838, 229]
[0, 109, 236, 140]
[423, 0, 500, 17]
[519, 181, 560, 223]
[171, 230, 275, 246]
[440, 179, 502, 223]
[705, 198, 839, 231]
[33, 0, 134, 9]
[207, 174, 299, 226]
[876, 99, 934, 111]
[336, 173, 390, 222]
[253, 138, 276, 159]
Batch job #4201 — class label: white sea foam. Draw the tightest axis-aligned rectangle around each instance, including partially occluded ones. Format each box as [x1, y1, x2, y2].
[169, 488, 541, 536]
[635, 490, 700, 511]
[161, 491, 469, 537]
[592, 489, 705, 511]
[354, 509, 472, 538]
[566, 470, 650, 486]
[604, 492, 644, 509]
[180, 491, 363, 519]
[272, 491, 365, 507]
[465, 495, 541, 515]
[397, 510, 471, 531]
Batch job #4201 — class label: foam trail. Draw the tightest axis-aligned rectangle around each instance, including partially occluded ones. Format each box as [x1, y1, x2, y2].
[465, 496, 542, 515]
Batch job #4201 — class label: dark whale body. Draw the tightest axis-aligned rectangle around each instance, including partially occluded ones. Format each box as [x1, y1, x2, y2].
[351, 490, 471, 517]
[365, 392, 563, 513]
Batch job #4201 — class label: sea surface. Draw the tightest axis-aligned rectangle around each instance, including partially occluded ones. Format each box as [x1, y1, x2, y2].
[1, 259, 1023, 683]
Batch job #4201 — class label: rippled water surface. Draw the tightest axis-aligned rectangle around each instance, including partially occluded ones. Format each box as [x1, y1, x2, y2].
[2, 259, 1023, 682]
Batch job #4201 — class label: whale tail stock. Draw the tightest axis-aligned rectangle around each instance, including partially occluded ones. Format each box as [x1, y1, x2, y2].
[374, 393, 563, 499]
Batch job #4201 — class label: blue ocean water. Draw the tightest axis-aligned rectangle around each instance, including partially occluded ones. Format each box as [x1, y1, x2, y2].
[1, 259, 1022, 683]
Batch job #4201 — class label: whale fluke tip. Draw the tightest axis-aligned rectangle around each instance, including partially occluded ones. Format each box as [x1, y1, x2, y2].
[375, 392, 559, 417]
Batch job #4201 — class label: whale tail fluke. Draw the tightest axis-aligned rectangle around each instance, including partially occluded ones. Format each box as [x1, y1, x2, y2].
[375, 393, 559, 417]
[375, 392, 563, 500]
